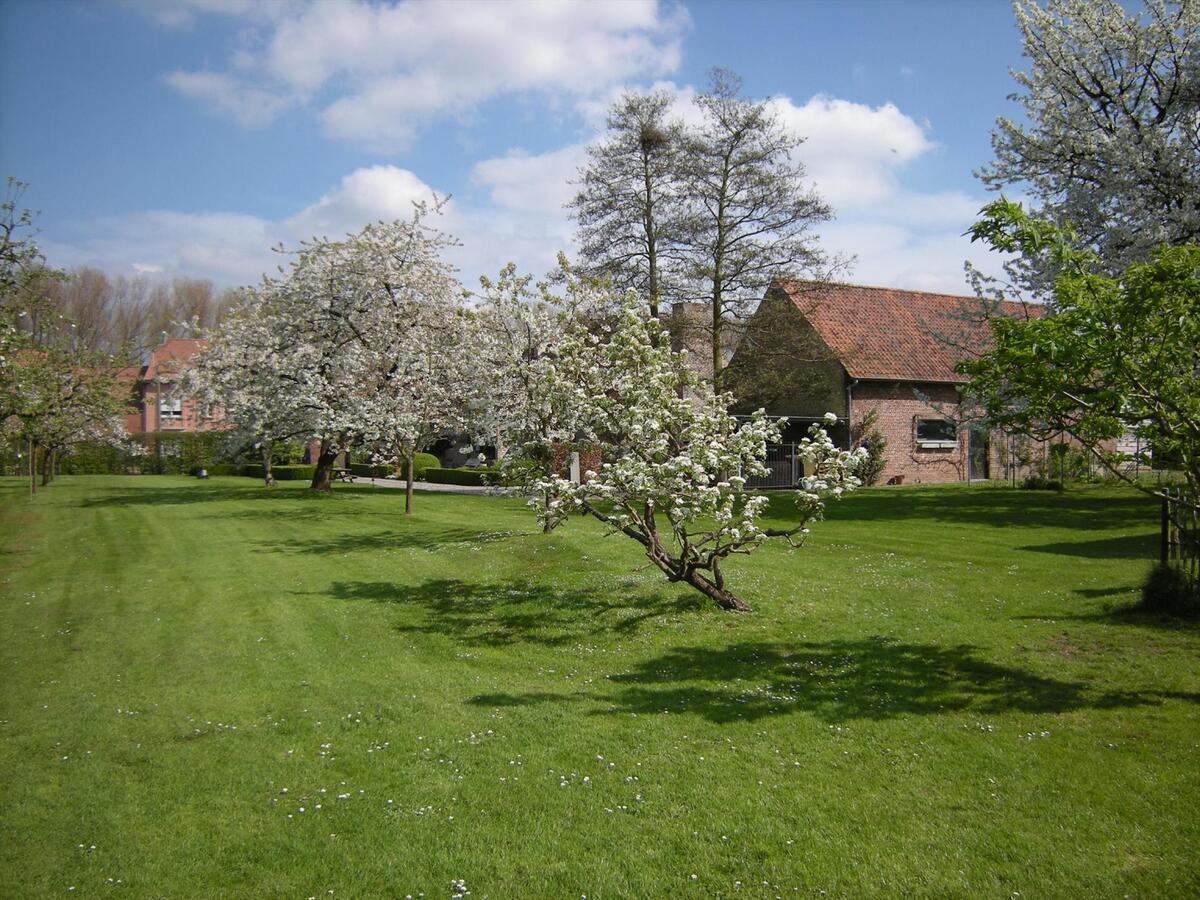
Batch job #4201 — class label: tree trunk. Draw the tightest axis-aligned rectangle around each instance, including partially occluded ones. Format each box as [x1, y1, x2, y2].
[310, 444, 338, 492]
[41, 449, 54, 486]
[261, 446, 276, 487]
[682, 567, 750, 611]
[405, 454, 414, 515]
[28, 438, 36, 496]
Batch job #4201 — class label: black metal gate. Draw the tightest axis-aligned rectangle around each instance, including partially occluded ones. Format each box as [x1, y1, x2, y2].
[746, 443, 802, 490]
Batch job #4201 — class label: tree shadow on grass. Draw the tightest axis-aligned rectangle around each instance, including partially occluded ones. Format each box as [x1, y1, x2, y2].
[325, 577, 700, 647]
[802, 487, 1155, 531]
[273, 528, 525, 555]
[1013, 607, 1200, 632]
[1018, 533, 1157, 560]
[77, 482, 360, 509]
[469, 637, 1197, 723]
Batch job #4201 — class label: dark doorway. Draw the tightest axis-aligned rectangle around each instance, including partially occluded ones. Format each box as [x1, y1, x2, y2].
[968, 427, 990, 480]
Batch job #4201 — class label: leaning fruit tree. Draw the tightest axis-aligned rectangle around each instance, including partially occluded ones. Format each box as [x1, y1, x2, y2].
[498, 289, 865, 611]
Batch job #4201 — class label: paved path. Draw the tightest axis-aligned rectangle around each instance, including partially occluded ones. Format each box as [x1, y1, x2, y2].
[348, 475, 491, 495]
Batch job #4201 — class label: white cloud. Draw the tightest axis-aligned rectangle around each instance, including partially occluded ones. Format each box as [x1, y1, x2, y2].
[156, 0, 689, 149]
[286, 166, 447, 238]
[470, 145, 587, 216]
[165, 70, 294, 127]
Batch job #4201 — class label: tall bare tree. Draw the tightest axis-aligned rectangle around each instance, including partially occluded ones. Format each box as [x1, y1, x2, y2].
[677, 69, 835, 390]
[569, 90, 685, 320]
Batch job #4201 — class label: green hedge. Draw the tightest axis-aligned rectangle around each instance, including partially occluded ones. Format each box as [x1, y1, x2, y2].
[60, 431, 233, 475]
[350, 462, 394, 478]
[206, 463, 239, 476]
[237, 464, 317, 481]
[400, 452, 440, 480]
[422, 466, 498, 487]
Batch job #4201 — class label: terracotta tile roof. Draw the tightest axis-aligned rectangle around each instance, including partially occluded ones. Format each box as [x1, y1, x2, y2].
[778, 280, 1040, 384]
[143, 338, 207, 381]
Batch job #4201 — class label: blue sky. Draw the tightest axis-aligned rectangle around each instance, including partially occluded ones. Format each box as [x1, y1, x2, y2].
[0, 0, 1027, 293]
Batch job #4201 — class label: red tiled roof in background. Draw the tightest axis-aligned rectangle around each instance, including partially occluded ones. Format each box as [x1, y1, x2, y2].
[777, 280, 1041, 384]
[143, 338, 206, 381]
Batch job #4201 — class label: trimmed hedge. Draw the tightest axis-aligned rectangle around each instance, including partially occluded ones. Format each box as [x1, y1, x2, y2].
[350, 462, 394, 478]
[422, 466, 499, 487]
[206, 463, 240, 476]
[60, 431, 233, 475]
[236, 464, 317, 481]
[400, 452, 440, 480]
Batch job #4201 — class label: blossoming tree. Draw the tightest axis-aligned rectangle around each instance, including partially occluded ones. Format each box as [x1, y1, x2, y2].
[502, 285, 865, 611]
[191, 285, 315, 486]
[200, 206, 464, 493]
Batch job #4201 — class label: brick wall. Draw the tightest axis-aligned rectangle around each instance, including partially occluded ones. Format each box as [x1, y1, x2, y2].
[850, 381, 967, 484]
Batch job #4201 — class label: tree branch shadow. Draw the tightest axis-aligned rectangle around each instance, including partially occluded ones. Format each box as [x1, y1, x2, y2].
[469, 637, 1195, 723]
[322, 577, 701, 646]
[273, 528, 524, 555]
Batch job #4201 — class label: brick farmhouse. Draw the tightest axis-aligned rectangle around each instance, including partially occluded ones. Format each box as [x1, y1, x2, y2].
[725, 280, 1046, 485]
[117, 338, 220, 434]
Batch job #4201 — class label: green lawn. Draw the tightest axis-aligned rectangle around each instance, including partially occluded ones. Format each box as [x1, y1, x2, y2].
[1, 476, 1197, 898]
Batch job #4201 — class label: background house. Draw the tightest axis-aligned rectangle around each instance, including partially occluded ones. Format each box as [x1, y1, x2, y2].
[118, 337, 220, 434]
[724, 280, 1045, 485]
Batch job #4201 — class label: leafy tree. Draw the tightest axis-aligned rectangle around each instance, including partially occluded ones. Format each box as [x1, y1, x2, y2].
[980, 0, 1200, 287]
[961, 199, 1199, 516]
[1, 179, 129, 492]
[499, 277, 865, 612]
[569, 91, 685, 320]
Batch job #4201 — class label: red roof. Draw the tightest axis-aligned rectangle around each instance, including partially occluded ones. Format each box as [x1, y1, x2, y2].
[143, 338, 207, 380]
[778, 280, 1040, 384]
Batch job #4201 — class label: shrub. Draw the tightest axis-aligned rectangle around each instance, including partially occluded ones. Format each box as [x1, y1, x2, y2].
[206, 463, 239, 476]
[350, 462, 393, 478]
[398, 452, 440, 480]
[422, 466, 498, 487]
[1139, 563, 1199, 617]
[850, 410, 887, 486]
[272, 465, 317, 481]
[59, 431, 235, 475]
[239, 464, 316, 481]
[1022, 474, 1063, 491]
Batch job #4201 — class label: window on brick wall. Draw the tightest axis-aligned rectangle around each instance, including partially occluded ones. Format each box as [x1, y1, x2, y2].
[915, 418, 957, 449]
[160, 386, 183, 420]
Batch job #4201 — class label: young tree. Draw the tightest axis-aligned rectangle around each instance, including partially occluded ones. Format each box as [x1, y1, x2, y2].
[678, 69, 836, 390]
[569, 91, 685, 320]
[1, 180, 129, 493]
[502, 283, 865, 612]
[961, 199, 1199, 514]
[358, 302, 475, 514]
[980, 0, 1200, 286]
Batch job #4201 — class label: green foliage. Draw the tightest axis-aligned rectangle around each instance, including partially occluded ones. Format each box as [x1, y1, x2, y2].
[1140, 563, 1199, 618]
[399, 451, 440, 480]
[1022, 475, 1064, 491]
[422, 466, 498, 486]
[237, 463, 315, 481]
[349, 462, 394, 478]
[206, 463, 239, 476]
[850, 410, 888, 487]
[962, 201, 1199, 510]
[60, 431, 234, 475]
